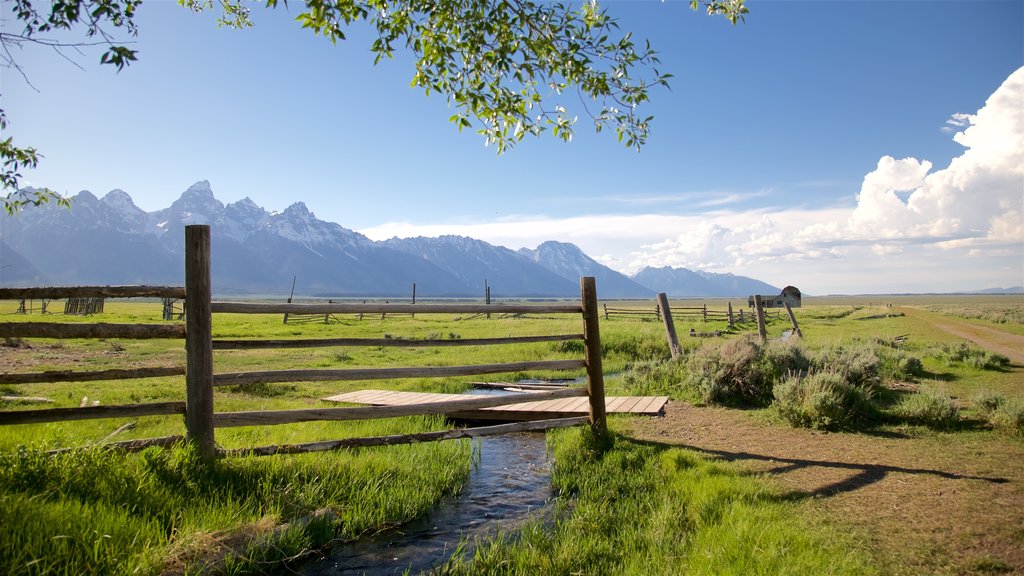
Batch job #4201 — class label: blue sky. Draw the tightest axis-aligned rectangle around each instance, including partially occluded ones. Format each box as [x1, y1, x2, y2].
[3, 0, 1022, 294]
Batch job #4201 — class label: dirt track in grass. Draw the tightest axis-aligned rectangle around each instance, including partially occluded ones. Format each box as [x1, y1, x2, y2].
[625, 400, 1024, 575]
[900, 307, 1024, 365]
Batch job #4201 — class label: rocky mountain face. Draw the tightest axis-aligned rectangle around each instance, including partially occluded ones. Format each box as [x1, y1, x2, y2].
[518, 241, 655, 299]
[1, 181, 779, 297]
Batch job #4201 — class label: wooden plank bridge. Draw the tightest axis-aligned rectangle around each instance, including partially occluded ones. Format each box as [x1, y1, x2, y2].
[323, 389, 669, 422]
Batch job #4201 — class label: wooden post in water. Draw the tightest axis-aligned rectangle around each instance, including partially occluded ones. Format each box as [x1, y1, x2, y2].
[728, 302, 734, 328]
[754, 295, 768, 342]
[581, 277, 607, 436]
[184, 225, 216, 461]
[784, 303, 803, 338]
[656, 293, 682, 358]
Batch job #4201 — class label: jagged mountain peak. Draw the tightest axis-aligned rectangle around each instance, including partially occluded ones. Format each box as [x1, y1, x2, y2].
[282, 201, 313, 217]
[183, 180, 214, 198]
[74, 190, 99, 203]
[4, 181, 780, 297]
[101, 189, 142, 213]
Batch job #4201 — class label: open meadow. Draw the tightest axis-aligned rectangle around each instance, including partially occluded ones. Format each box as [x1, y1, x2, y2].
[1, 294, 1021, 575]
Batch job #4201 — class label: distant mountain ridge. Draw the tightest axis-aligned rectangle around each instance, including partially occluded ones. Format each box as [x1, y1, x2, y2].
[2, 181, 779, 298]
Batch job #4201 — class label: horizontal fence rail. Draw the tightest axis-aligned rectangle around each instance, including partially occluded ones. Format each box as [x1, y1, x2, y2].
[0, 322, 185, 340]
[212, 387, 588, 428]
[0, 401, 187, 426]
[212, 333, 584, 350]
[212, 360, 588, 387]
[211, 302, 584, 315]
[0, 286, 186, 299]
[0, 367, 186, 385]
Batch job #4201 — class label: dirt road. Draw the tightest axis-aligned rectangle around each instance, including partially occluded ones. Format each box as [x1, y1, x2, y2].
[627, 403, 1024, 575]
[900, 307, 1024, 365]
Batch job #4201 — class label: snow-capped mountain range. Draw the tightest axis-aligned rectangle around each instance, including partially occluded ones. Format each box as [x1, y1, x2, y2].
[1, 181, 780, 298]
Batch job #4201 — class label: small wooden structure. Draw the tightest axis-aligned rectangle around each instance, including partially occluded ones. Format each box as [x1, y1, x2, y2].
[748, 286, 801, 309]
[65, 297, 104, 315]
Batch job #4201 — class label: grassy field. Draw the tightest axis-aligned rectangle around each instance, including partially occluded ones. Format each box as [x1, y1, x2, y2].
[1, 294, 1021, 574]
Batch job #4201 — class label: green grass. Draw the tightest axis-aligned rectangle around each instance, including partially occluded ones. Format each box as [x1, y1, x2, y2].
[437, 425, 876, 575]
[2, 296, 1021, 573]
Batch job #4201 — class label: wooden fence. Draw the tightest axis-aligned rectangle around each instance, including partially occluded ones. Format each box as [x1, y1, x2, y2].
[0, 225, 607, 460]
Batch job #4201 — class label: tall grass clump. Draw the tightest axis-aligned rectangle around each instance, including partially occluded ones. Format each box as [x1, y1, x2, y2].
[620, 356, 689, 398]
[685, 336, 808, 406]
[812, 342, 881, 389]
[0, 425, 471, 575]
[773, 371, 879, 431]
[975, 392, 1024, 437]
[437, 427, 875, 575]
[935, 342, 1011, 370]
[890, 390, 961, 430]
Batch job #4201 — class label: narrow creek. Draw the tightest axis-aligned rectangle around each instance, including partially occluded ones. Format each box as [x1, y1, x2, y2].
[300, 428, 554, 575]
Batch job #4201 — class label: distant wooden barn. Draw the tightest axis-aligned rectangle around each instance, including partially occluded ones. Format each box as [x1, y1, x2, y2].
[748, 286, 801, 309]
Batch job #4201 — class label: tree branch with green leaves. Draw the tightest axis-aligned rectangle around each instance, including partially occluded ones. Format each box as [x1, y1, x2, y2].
[1, 0, 746, 214]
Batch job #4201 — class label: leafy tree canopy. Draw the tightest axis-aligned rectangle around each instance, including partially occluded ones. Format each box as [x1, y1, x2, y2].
[1, 0, 747, 213]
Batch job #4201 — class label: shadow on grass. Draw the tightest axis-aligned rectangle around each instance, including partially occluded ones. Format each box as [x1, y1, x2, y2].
[629, 437, 1008, 501]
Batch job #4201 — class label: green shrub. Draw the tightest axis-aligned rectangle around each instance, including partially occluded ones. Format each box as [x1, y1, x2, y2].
[988, 399, 1024, 437]
[621, 357, 690, 398]
[974, 391, 1007, 414]
[686, 336, 774, 406]
[773, 371, 878, 431]
[813, 343, 881, 389]
[936, 342, 1011, 370]
[877, 349, 924, 382]
[892, 390, 960, 430]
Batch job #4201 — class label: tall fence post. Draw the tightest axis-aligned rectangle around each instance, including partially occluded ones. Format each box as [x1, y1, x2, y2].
[728, 302, 734, 328]
[184, 225, 216, 461]
[754, 294, 768, 343]
[656, 293, 682, 358]
[581, 277, 607, 436]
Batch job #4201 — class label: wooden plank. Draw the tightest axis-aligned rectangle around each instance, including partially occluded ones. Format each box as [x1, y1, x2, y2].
[634, 396, 669, 415]
[214, 387, 588, 428]
[0, 366, 185, 385]
[213, 334, 583, 350]
[213, 360, 586, 386]
[0, 401, 186, 425]
[220, 417, 589, 457]
[613, 396, 646, 414]
[604, 397, 629, 412]
[0, 286, 185, 300]
[0, 322, 185, 340]
[212, 302, 583, 315]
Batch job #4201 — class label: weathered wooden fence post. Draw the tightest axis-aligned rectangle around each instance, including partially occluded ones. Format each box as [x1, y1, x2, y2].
[754, 295, 768, 342]
[581, 277, 607, 436]
[784, 303, 803, 338]
[656, 293, 682, 358]
[728, 302, 734, 328]
[184, 225, 216, 461]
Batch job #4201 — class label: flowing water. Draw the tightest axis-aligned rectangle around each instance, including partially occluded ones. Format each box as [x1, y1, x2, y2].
[300, 430, 554, 576]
